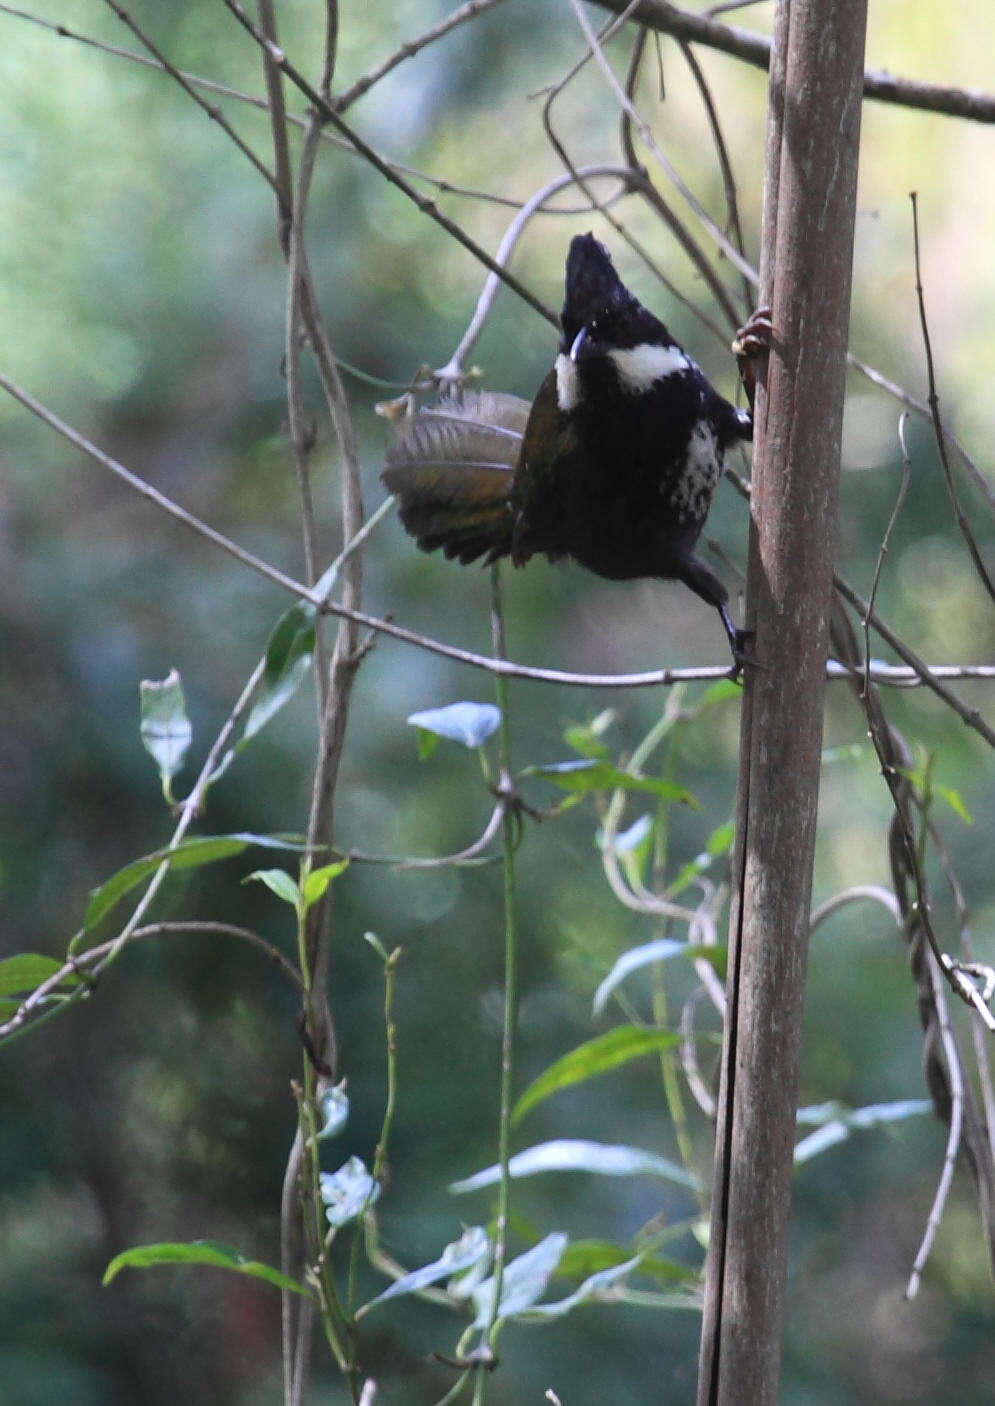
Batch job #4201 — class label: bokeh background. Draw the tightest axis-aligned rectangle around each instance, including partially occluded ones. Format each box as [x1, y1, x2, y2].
[2, 2, 994, 1402]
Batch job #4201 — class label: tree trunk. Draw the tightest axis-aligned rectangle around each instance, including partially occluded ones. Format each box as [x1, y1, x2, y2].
[697, 4, 869, 1403]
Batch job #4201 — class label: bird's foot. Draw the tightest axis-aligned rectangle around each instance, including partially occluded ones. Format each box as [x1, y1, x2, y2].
[732, 307, 773, 361]
[726, 628, 759, 683]
[732, 308, 773, 420]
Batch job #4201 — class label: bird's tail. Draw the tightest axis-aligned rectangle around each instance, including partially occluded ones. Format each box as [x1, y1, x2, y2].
[382, 391, 530, 565]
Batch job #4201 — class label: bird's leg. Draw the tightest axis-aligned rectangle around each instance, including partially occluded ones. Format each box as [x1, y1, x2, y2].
[671, 550, 755, 680]
[732, 307, 773, 419]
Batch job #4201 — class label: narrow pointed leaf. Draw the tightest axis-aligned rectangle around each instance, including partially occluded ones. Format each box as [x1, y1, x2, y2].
[245, 868, 302, 909]
[0, 954, 66, 997]
[513, 1027, 681, 1125]
[103, 1240, 311, 1296]
[361, 1227, 490, 1314]
[522, 761, 696, 807]
[593, 940, 726, 1015]
[242, 602, 316, 744]
[470, 1233, 568, 1327]
[794, 1098, 932, 1164]
[451, 1140, 701, 1194]
[558, 1239, 696, 1286]
[302, 859, 350, 908]
[516, 1254, 645, 1320]
[84, 833, 308, 931]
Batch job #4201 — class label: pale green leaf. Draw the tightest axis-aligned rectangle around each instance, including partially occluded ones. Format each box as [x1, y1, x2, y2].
[513, 1026, 680, 1124]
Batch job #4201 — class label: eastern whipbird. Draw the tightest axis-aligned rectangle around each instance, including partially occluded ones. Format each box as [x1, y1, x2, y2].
[383, 233, 768, 676]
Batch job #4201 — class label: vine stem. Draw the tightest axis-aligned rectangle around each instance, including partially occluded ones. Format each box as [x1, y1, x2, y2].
[475, 565, 520, 1399]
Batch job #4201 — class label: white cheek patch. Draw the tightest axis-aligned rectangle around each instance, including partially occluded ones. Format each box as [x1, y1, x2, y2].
[607, 342, 690, 394]
[555, 352, 580, 411]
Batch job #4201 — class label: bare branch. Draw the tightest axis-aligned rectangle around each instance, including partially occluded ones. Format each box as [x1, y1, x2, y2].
[565, 0, 757, 285]
[435, 164, 636, 384]
[910, 192, 995, 604]
[257, 0, 294, 249]
[809, 885, 901, 934]
[333, 0, 509, 113]
[834, 575, 995, 749]
[98, 0, 279, 194]
[619, 26, 742, 333]
[220, 0, 558, 328]
[594, 0, 995, 124]
[905, 950, 964, 1298]
[863, 413, 911, 703]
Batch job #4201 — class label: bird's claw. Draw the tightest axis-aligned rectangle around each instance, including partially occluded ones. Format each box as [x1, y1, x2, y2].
[726, 627, 759, 683]
[732, 307, 773, 362]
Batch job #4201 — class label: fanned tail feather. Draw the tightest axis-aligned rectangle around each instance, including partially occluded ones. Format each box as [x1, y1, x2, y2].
[382, 392, 529, 565]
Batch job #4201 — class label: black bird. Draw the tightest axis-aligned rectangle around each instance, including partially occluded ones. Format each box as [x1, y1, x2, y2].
[383, 233, 760, 673]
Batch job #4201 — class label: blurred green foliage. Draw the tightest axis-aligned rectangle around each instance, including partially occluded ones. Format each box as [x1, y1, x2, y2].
[1, 2, 993, 1403]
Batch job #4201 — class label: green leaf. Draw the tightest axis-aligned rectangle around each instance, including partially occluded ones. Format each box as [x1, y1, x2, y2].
[451, 1140, 701, 1194]
[0, 953, 66, 997]
[84, 833, 308, 931]
[513, 1026, 681, 1124]
[515, 1253, 645, 1321]
[360, 1227, 490, 1315]
[931, 783, 972, 825]
[593, 940, 727, 1015]
[667, 820, 735, 896]
[245, 868, 302, 909]
[407, 701, 501, 750]
[563, 709, 616, 759]
[139, 670, 192, 803]
[794, 1099, 932, 1164]
[471, 1233, 568, 1327]
[558, 1239, 695, 1286]
[103, 1240, 311, 1296]
[302, 859, 350, 908]
[415, 727, 439, 761]
[522, 761, 697, 807]
[699, 678, 742, 707]
[242, 602, 316, 744]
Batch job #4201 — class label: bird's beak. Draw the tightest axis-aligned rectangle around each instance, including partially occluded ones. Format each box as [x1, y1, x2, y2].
[569, 326, 590, 363]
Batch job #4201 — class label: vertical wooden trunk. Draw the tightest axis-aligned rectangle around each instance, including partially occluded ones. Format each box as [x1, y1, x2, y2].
[697, 4, 869, 1403]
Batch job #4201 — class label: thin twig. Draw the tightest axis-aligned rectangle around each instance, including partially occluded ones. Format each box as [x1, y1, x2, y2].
[99, 0, 279, 194]
[5, 371, 994, 696]
[480, 566, 520, 1376]
[863, 413, 912, 704]
[333, 0, 509, 113]
[435, 164, 637, 384]
[220, 0, 558, 328]
[928, 819, 995, 1160]
[809, 884, 901, 934]
[910, 192, 995, 604]
[677, 40, 752, 315]
[906, 950, 964, 1298]
[0, 655, 265, 1043]
[834, 575, 995, 749]
[566, 0, 757, 285]
[592, 0, 995, 124]
[618, 26, 741, 334]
